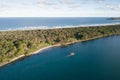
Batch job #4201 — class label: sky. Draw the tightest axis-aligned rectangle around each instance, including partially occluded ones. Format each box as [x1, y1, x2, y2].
[0, 0, 120, 17]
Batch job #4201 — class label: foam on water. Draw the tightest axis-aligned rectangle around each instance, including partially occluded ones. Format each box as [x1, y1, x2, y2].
[0, 22, 120, 31]
[0, 17, 120, 31]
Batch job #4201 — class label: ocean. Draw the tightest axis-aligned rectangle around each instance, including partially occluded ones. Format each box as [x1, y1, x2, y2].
[0, 35, 120, 80]
[0, 17, 120, 31]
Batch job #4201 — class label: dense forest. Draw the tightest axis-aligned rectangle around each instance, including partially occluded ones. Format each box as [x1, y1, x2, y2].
[0, 25, 120, 65]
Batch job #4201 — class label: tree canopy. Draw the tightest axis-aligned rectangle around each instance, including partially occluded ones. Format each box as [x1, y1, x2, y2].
[0, 25, 120, 64]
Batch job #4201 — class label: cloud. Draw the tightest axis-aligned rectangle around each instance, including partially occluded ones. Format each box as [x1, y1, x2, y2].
[0, 3, 13, 13]
[97, 0, 105, 3]
[95, 0, 120, 12]
[36, 0, 81, 8]
[105, 4, 120, 10]
[97, 3, 120, 11]
[58, 0, 82, 10]
[37, 0, 57, 6]
[0, 3, 11, 9]
[59, 0, 76, 4]
[0, 0, 119, 17]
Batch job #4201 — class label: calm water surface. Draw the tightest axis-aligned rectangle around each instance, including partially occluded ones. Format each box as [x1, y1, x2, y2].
[0, 35, 120, 80]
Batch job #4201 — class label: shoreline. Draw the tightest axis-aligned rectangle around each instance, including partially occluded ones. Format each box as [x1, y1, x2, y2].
[0, 34, 119, 67]
[0, 44, 60, 68]
[0, 23, 120, 32]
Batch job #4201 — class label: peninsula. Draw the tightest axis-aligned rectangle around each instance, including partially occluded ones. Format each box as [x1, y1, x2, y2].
[0, 25, 120, 67]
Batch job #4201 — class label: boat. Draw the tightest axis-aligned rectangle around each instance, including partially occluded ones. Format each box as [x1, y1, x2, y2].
[68, 52, 75, 56]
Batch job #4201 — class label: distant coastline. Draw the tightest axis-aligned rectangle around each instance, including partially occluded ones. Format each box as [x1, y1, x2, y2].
[0, 24, 120, 67]
[107, 17, 120, 20]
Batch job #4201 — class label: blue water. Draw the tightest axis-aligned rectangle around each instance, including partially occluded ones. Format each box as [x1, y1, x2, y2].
[0, 17, 120, 30]
[0, 35, 120, 80]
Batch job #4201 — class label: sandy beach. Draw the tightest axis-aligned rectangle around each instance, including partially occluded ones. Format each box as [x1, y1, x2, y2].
[0, 44, 62, 67]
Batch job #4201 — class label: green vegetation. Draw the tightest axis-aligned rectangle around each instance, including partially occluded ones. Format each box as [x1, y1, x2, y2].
[0, 25, 120, 65]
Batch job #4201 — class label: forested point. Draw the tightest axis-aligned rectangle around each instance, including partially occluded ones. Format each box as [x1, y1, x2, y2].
[0, 25, 120, 65]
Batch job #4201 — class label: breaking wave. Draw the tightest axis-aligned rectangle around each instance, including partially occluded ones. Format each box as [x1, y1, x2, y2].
[0, 22, 120, 31]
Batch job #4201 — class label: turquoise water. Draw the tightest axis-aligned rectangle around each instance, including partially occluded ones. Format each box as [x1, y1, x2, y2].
[0, 35, 120, 80]
[0, 17, 120, 30]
